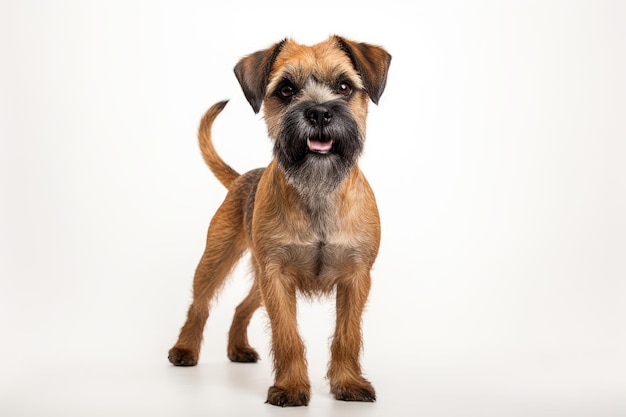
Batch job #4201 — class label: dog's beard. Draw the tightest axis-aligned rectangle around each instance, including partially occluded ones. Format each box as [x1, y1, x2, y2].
[274, 100, 363, 206]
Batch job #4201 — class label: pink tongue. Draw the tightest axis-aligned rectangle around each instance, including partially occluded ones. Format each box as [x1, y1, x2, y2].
[308, 139, 333, 152]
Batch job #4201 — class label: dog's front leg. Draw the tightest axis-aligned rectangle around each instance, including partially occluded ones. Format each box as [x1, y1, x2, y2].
[328, 269, 376, 402]
[259, 264, 311, 407]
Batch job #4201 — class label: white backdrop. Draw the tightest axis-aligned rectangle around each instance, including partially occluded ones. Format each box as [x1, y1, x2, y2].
[1, 1, 625, 416]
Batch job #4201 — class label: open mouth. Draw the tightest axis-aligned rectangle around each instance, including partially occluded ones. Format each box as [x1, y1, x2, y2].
[307, 138, 333, 154]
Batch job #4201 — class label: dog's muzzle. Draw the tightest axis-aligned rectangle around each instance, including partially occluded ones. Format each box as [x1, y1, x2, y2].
[305, 104, 334, 154]
[274, 99, 361, 171]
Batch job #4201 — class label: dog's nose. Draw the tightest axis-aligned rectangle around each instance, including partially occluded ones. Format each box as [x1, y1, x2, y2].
[306, 105, 333, 127]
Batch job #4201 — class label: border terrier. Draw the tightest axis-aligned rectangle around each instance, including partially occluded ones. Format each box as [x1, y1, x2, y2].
[168, 35, 391, 407]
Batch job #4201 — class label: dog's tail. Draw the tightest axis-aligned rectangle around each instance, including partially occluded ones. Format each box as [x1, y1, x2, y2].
[198, 100, 240, 189]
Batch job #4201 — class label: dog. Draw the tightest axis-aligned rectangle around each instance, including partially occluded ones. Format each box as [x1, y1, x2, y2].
[168, 35, 391, 407]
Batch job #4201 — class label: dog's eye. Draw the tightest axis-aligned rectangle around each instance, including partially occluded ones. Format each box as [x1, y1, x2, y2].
[336, 82, 352, 97]
[278, 83, 296, 98]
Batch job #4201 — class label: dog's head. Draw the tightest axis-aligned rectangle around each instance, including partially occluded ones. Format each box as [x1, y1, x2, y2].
[234, 36, 391, 200]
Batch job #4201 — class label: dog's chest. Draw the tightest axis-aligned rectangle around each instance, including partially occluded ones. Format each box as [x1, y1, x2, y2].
[253, 167, 379, 290]
[280, 238, 361, 291]
[278, 202, 369, 286]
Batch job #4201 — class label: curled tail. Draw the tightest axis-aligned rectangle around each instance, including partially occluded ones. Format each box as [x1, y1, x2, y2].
[198, 100, 240, 189]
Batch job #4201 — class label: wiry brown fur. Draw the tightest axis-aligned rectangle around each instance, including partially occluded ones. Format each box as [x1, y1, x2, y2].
[168, 36, 391, 407]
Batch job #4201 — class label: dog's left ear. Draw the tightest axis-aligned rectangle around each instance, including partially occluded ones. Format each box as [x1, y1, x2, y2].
[234, 40, 286, 114]
[334, 36, 392, 105]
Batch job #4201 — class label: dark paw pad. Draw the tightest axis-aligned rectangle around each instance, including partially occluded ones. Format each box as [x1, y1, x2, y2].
[266, 385, 310, 407]
[228, 347, 260, 363]
[168, 347, 198, 366]
[333, 383, 376, 402]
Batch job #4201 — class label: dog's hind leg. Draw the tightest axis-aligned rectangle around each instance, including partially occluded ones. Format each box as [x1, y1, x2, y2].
[168, 192, 247, 366]
[227, 278, 261, 362]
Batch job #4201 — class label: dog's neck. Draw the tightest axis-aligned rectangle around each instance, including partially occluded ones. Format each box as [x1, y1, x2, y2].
[303, 193, 338, 242]
[286, 159, 347, 206]
[278, 162, 352, 242]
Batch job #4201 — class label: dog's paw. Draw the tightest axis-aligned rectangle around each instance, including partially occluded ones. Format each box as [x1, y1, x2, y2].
[266, 385, 310, 407]
[332, 380, 376, 402]
[168, 347, 198, 366]
[228, 346, 260, 363]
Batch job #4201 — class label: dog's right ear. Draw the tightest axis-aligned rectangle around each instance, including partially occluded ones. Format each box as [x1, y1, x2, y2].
[234, 40, 286, 114]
